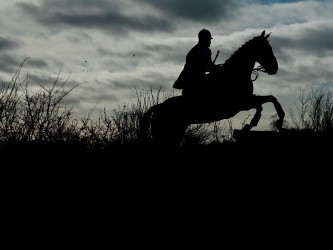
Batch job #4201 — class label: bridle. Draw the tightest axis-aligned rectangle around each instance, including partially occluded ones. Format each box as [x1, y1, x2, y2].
[251, 65, 267, 82]
[214, 63, 266, 82]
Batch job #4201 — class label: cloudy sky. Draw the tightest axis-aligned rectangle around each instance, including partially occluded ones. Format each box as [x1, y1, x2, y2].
[1, 0, 332, 130]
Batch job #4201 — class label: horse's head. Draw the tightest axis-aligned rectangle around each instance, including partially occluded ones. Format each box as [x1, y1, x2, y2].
[253, 30, 278, 75]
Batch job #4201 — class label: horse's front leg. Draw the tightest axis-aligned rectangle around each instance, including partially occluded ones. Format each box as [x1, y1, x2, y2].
[243, 105, 263, 131]
[271, 96, 285, 131]
[244, 95, 285, 131]
[249, 95, 285, 131]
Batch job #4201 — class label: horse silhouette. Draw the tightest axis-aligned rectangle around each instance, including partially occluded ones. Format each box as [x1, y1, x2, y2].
[140, 30, 285, 145]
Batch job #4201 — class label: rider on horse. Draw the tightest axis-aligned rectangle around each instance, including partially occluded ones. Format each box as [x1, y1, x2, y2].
[173, 29, 220, 99]
[141, 30, 284, 145]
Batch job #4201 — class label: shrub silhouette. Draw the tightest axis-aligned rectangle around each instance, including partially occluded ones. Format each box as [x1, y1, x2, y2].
[0, 59, 234, 151]
[0, 59, 82, 145]
[289, 83, 333, 132]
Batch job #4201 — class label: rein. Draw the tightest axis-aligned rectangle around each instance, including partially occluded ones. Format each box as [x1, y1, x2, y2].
[251, 65, 266, 82]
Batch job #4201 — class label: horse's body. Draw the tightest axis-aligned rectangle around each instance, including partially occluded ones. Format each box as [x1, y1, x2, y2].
[140, 31, 285, 145]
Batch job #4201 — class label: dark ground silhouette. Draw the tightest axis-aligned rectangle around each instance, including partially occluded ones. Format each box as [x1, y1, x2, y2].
[3, 130, 331, 240]
[3, 128, 331, 167]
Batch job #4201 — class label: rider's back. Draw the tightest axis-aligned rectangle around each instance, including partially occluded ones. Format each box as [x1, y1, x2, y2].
[173, 29, 214, 97]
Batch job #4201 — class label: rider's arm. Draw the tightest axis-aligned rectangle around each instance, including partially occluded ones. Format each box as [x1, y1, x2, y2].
[204, 48, 218, 73]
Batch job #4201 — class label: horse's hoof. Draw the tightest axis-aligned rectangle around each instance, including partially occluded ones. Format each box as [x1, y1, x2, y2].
[242, 124, 251, 131]
[278, 127, 288, 133]
[275, 119, 283, 131]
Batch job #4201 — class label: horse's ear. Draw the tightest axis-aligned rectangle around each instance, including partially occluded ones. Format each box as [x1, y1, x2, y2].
[260, 30, 266, 37]
[265, 32, 271, 39]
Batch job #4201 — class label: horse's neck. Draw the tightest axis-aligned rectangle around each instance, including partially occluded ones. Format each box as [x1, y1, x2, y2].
[217, 59, 255, 83]
[228, 56, 255, 77]
[210, 55, 255, 96]
[222, 42, 257, 77]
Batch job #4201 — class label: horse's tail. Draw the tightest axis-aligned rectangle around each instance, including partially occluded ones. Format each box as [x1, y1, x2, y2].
[139, 104, 160, 141]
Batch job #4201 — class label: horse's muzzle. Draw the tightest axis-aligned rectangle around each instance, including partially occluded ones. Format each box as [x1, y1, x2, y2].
[269, 58, 279, 75]
[268, 67, 278, 75]
[266, 62, 278, 75]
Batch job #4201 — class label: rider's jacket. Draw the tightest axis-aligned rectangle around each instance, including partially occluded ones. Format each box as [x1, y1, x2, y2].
[173, 42, 213, 91]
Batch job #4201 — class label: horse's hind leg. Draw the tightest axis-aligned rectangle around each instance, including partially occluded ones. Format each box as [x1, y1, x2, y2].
[152, 121, 188, 146]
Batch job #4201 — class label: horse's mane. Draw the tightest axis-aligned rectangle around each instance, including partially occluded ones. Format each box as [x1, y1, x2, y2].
[222, 35, 262, 68]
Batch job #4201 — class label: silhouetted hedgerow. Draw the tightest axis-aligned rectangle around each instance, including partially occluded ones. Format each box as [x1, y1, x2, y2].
[0, 59, 82, 145]
[0, 59, 234, 151]
[289, 82, 333, 132]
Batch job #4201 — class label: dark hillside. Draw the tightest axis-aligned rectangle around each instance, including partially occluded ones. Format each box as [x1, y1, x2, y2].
[3, 130, 331, 230]
[3, 128, 331, 167]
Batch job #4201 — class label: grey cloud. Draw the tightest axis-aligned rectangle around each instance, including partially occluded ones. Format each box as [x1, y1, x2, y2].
[41, 12, 174, 34]
[17, 0, 119, 15]
[17, 1, 175, 35]
[65, 32, 93, 44]
[16, 0, 237, 36]
[97, 41, 191, 69]
[37, 0, 118, 11]
[143, 44, 174, 53]
[264, 28, 333, 90]
[19, 73, 87, 107]
[272, 26, 333, 58]
[26, 58, 49, 69]
[277, 59, 333, 84]
[96, 48, 153, 73]
[143, 43, 189, 64]
[80, 81, 119, 103]
[141, 0, 237, 22]
[97, 48, 116, 57]
[110, 72, 175, 92]
[299, 27, 333, 53]
[25, 72, 83, 91]
[0, 37, 20, 51]
[60, 95, 82, 106]
[0, 54, 21, 73]
[81, 89, 118, 103]
[16, 2, 39, 15]
[104, 60, 130, 74]
[24, 74, 54, 87]
[112, 80, 138, 90]
[112, 79, 168, 93]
